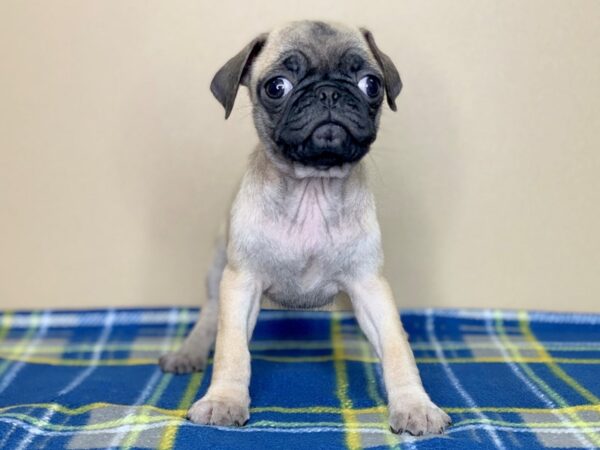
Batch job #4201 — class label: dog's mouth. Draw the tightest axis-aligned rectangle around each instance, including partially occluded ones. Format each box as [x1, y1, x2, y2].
[279, 122, 370, 169]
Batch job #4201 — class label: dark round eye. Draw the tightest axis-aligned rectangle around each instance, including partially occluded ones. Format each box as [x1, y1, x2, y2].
[264, 77, 293, 99]
[358, 75, 381, 98]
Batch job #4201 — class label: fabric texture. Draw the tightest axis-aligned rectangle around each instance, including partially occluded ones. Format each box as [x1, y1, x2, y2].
[0, 308, 599, 449]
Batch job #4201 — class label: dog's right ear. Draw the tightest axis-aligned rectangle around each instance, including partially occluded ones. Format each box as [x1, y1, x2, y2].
[360, 28, 402, 111]
[210, 34, 268, 119]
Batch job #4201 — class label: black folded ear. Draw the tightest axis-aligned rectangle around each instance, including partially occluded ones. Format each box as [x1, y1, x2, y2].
[210, 33, 268, 119]
[360, 28, 402, 111]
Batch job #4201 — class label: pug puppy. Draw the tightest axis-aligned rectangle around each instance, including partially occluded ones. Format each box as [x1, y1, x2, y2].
[159, 20, 451, 436]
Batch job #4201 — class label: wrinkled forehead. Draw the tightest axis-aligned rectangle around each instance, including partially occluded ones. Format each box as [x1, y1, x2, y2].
[250, 21, 378, 84]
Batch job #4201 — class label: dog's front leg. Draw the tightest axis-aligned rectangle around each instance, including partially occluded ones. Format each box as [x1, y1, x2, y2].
[187, 265, 261, 426]
[345, 275, 451, 435]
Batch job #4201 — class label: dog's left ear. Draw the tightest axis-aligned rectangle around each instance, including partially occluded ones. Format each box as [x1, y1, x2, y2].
[210, 33, 268, 119]
[360, 28, 402, 111]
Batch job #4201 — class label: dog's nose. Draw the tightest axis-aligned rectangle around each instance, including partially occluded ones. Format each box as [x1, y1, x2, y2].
[316, 86, 341, 108]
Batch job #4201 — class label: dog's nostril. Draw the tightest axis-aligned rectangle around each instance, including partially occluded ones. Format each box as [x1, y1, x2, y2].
[317, 87, 341, 107]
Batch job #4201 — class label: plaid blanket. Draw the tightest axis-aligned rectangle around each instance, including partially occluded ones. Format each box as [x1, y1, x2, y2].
[0, 308, 598, 449]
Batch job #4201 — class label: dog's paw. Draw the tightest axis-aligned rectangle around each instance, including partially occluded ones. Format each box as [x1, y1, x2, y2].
[389, 392, 451, 436]
[187, 397, 249, 427]
[159, 352, 206, 374]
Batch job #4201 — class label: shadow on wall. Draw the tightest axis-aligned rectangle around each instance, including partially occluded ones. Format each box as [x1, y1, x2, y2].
[111, 60, 250, 306]
[372, 40, 463, 310]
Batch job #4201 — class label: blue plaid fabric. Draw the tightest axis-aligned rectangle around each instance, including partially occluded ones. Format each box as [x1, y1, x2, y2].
[0, 308, 599, 449]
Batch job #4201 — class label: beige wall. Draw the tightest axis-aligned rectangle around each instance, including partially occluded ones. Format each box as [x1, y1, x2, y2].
[1, 1, 599, 312]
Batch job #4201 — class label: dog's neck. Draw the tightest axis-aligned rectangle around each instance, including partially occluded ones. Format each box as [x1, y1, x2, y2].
[258, 141, 357, 179]
[248, 147, 371, 228]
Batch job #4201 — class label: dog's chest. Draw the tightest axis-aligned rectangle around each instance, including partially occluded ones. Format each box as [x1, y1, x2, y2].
[239, 178, 365, 307]
[262, 180, 355, 264]
[280, 180, 342, 249]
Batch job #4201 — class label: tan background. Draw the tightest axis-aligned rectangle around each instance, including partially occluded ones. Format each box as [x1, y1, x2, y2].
[1, 1, 599, 312]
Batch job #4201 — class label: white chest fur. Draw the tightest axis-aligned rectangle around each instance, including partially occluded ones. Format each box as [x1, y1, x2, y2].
[228, 153, 382, 308]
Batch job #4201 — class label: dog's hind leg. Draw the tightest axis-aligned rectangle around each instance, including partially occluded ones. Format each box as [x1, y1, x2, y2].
[159, 236, 226, 374]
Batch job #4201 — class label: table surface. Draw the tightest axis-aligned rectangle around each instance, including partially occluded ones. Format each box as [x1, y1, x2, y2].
[0, 308, 599, 449]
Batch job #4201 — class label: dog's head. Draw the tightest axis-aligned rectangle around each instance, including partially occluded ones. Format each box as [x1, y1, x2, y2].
[210, 21, 401, 175]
